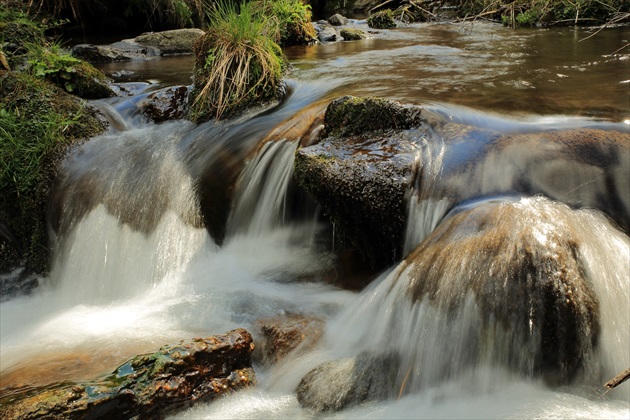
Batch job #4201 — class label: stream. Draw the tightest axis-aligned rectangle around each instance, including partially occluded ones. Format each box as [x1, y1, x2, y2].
[1, 21, 629, 418]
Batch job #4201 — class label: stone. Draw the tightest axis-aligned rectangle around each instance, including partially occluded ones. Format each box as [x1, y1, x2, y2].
[367, 9, 397, 29]
[134, 28, 206, 55]
[255, 315, 324, 364]
[294, 96, 427, 268]
[314, 22, 338, 43]
[138, 85, 190, 123]
[340, 28, 367, 41]
[328, 13, 349, 26]
[71, 42, 159, 63]
[0, 329, 256, 419]
[402, 198, 601, 384]
[323, 96, 424, 138]
[297, 351, 400, 412]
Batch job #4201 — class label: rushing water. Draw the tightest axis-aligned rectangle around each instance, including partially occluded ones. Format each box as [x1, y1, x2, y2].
[1, 22, 629, 418]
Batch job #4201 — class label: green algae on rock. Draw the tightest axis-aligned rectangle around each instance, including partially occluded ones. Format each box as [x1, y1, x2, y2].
[0, 329, 256, 419]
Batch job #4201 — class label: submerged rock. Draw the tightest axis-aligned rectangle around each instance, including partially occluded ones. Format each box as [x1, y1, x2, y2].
[255, 315, 324, 364]
[0, 329, 256, 419]
[297, 351, 400, 412]
[402, 198, 600, 384]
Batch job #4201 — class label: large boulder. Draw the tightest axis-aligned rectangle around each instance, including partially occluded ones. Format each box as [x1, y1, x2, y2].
[294, 96, 427, 268]
[401, 198, 600, 385]
[0, 329, 256, 419]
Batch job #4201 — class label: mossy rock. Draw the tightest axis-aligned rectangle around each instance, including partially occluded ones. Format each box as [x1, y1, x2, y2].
[44, 59, 116, 99]
[367, 9, 397, 29]
[0, 71, 107, 277]
[340, 28, 366, 41]
[189, 30, 285, 123]
[324, 95, 423, 138]
[0, 329, 256, 419]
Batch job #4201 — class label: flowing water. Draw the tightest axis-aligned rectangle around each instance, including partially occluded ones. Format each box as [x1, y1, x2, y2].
[1, 22, 629, 418]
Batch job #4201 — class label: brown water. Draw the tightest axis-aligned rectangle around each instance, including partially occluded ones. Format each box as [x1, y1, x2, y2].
[97, 22, 630, 122]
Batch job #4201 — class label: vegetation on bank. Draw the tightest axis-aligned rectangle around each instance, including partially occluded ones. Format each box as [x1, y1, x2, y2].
[367, 0, 630, 27]
[457, 0, 630, 27]
[1, 4, 108, 275]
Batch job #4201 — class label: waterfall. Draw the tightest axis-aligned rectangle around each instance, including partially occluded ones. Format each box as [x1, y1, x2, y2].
[49, 122, 206, 304]
[321, 197, 629, 397]
[227, 140, 299, 237]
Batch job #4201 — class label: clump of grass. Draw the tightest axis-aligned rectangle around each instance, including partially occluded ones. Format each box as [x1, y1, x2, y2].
[253, 0, 316, 46]
[189, 0, 285, 122]
[0, 71, 107, 273]
[367, 9, 397, 29]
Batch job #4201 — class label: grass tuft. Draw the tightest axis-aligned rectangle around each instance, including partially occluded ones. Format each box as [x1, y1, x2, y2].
[189, 0, 285, 122]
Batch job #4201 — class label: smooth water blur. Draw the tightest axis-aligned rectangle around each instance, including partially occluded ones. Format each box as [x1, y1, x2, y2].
[1, 21, 629, 419]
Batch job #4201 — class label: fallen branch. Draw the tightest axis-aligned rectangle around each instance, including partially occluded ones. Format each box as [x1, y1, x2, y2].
[605, 367, 630, 390]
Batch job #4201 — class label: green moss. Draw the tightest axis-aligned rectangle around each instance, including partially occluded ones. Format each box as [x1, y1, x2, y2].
[0, 71, 107, 274]
[323, 96, 423, 138]
[340, 28, 366, 41]
[367, 9, 397, 29]
[254, 0, 317, 46]
[26, 42, 114, 99]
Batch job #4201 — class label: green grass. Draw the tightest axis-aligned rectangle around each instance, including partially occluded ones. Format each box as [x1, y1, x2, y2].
[253, 0, 316, 46]
[189, 0, 285, 122]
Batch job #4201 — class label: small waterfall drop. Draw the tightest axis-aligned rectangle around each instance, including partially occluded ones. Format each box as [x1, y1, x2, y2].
[321, 197, 629, 397]
[227, 140, 299, 237]
[49, 121, 206, 304]
[403, 128, 449, 255]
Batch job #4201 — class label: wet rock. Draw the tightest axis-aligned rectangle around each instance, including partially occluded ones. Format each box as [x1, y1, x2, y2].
[314, 22, 338, 43]
[0, 329, 256, 419]
[138, 85, 190, 123]
[71, 42, 160, 63]
[328, 14, 349, 26]
[297, 351, 400, 412]
[436, 127, 630, 235]
[324, 96, 424, 138]
[255, 315, 324, 364]
[134, 29, 206, 55]
[294, 96, 427, 268]
[340, 28, 367, 41]
[367, 9, 397, 29]
[402, 198, 600, 384]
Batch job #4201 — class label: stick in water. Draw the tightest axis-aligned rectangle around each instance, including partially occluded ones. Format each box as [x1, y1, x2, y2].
[605, 367, 630, 390]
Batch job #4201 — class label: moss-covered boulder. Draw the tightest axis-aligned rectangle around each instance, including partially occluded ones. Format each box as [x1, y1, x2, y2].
[367, 9, 397, 29]
[323, 96, 424, 138]
[294, 96, 427, 268]
[0, 71, 107, 277]
[0, 329, 256, 419]
[340, 28, 366, 41]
